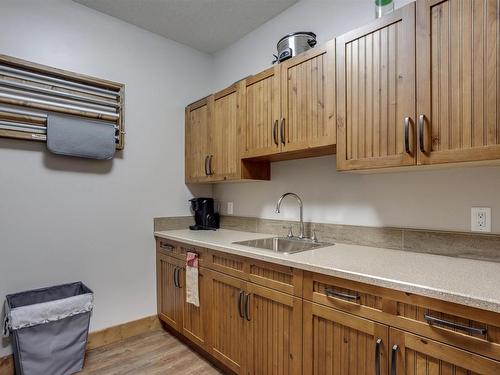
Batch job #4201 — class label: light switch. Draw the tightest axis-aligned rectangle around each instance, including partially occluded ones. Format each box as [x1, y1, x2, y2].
[227, 202, 234, 215]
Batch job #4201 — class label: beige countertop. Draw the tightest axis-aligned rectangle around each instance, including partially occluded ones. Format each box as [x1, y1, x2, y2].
[154, 228, 500, 313]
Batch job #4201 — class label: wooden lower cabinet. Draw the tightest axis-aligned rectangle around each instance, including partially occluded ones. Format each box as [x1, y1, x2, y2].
[246, 283, 303, 375]
[389, 328, 500, 375]
[157, 241, 500, 374]
[156, 253, 183, 332]
[303, 301, 389, 374]
[207, 269, 248, 374]
[205, 269, 303, 375]
[181, 266, 209, 348]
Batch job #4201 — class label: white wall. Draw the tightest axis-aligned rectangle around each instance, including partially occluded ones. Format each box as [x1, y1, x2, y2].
[212, 0, 500, 233]
[0, 0, 212, 356]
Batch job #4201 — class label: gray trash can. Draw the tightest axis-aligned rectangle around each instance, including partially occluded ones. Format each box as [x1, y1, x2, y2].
[2, 282, 94, 375]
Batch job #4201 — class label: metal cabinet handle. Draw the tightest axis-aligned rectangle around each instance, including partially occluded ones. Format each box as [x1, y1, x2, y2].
[237, 291, 245, 319]
[244, 293, 251, 321]
[173, 268, 179, 288]
[204, 155, 209, 176]
[160, 242, 175, 252]
[280, 118, 285, 145]
[375, 338, 382, 375]
[273, 119, 279, 145]
[208, 155, 214, 175]
[424, 314, 487, 335]
[418, 114, 426, 153]
[404, 117, 411, 154]
[325, 288, 360, 301]
[176, 268, 182, 288]
[391, 345, 398, 375]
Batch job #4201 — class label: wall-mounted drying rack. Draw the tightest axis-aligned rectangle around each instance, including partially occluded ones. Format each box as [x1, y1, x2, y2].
[0, 54, 125, 149]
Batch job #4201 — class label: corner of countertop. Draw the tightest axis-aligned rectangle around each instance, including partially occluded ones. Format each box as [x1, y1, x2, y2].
[154, 216, 193, 232]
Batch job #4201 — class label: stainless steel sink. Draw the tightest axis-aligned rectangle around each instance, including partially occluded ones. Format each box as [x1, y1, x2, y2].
[233, 237, 333, 254]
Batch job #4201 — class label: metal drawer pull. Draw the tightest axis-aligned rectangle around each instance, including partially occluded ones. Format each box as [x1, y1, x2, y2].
[273, 119, 279, 145]
[237, 291, 245, 319]
[404, 117, 411, 154]
[280, 118, 286, 145]
[391, 345, 398, 375]
[424, 314, 487, 335]
[375, 338, 382, 375]
[244, 293, 251, 321]
[418, 114, 426, 153]
[324, 288, 360, 301]
[160, 243, 175, 251]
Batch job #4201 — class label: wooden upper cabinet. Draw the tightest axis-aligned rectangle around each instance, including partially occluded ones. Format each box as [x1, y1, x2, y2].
[185, 97, 212, 183]
[336, 3, 417, 171]
[242, 44, 336, 160]
[211, 84, 241, 180]
[242, 66, 281, 158]
[281, 41, 336, 153]
[390, 328, 500, 375]
[186, 86, 269, 183]
[416, 0, 500, 165]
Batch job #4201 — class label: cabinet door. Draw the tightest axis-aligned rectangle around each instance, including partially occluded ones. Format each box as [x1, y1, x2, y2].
[416, 0, 500, 165]
[303, 301, 389, 375]
[181, 266, 209, 349]
[207, 270, 248, 374]
[156, 253, 183, 331]
[336, 3, 416, 171]
[211, 84, 240, 180]
[280, 41, 336, 152]
[242, 66, 281, 158]
[185, 97, 212, 183]
[390, 328, 500, 375]
[245, 283, 302, 375]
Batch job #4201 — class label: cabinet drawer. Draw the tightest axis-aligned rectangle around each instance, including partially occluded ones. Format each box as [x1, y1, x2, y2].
[206, 249, 247, 280]
[395, 298, 500, 361]
[178, 243, 207, 266]
[248, 258, 302, 297]
[156, 238, 179, 256]
[303, 271, 385, 313]
[304, 271, 500, 361]
[206, 249, 302, 296]
[156, 238, 207, 265]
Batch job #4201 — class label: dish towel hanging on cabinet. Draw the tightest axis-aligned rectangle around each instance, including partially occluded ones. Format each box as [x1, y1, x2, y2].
[185, 252, 200, 307]
[47, 113, 116, 160]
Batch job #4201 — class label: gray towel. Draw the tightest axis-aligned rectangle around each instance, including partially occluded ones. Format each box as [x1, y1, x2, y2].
[47, 113, 116, 160]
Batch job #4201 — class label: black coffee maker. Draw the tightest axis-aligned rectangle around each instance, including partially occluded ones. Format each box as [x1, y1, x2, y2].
[189, 198, 219, 230]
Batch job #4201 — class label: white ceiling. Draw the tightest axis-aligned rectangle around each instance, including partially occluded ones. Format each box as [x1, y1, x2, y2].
[73, 0, 299, 54]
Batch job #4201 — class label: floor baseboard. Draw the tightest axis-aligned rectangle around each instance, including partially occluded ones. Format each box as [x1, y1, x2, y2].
[0, 315, 161, 375]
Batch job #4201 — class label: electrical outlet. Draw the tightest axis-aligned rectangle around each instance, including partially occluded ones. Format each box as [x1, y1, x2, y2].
[227, 202, 234, 215]
[471, 207, 491, 232]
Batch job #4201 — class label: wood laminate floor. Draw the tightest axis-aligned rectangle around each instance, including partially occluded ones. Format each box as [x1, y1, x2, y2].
[79, 330, 223, 374]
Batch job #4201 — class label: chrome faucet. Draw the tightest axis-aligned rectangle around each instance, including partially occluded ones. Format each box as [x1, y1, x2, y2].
[275, 192, 305, 239]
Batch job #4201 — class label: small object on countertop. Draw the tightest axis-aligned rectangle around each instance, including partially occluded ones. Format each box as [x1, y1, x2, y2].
[375, 0, 394, 18]
[189, 198, 220, 230]
[186, 252, 200, 307]
[47, 113, 116, 160]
